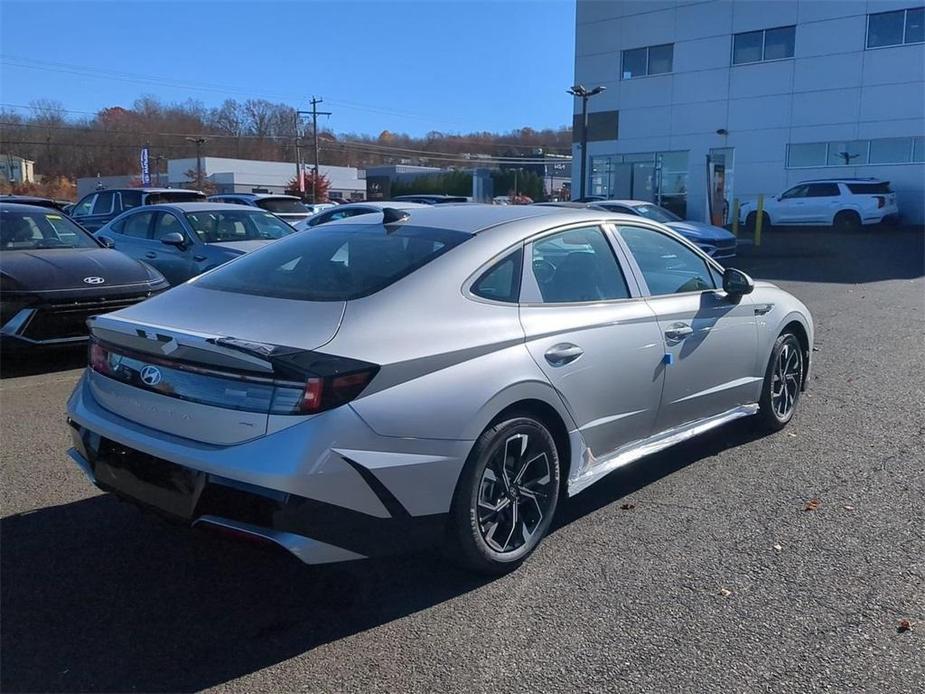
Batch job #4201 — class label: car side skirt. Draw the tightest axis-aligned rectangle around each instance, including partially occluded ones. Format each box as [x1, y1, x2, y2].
[567, 404, 759, 496]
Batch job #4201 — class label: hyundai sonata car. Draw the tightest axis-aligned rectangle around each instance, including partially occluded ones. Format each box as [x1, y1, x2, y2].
[1, 203, 168, 350]
[95, 202, 295, 285]
[66, 205, 812, 574]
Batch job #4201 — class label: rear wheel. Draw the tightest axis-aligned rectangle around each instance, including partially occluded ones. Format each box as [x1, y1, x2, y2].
[754, 333, 804, 432]
[445, 415, 560, 574]
[833, 210, 861, 233]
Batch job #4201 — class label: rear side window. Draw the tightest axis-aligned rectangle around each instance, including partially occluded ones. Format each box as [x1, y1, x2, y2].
[530, 227, 630, 303]
[145, 192, 207, 204]
[255, 197, 309, 214]
[806, 183, 840, 197]
[120, 190, 143, 209]
[471, 248, 523, 303]
[846, 182, 892, 194]
[120, 211, 154, 238]
[196, 224, 469, 301]
[92, 191, 116, 215]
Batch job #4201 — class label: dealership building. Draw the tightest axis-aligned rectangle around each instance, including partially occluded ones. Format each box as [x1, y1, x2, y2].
[573, 0, 925, 224]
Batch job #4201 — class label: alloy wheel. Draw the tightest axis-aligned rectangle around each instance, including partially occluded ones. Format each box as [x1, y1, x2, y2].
[770, 341, 802, 419]
[477, 433, 555, 553]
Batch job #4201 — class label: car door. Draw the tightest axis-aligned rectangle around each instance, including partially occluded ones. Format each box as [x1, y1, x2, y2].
[775, 184, 810, 224]
[803, 182, 842, 224]
[614, 224, 760, 432]
[519, 224, 665, 458]
[141, 211, 196, 285]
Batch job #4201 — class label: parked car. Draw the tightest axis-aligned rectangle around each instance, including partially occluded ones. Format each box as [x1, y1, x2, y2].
[294, 201, 426, 230]
[391, 194, 470, 204]
[0, 203, 167, 350]
[207, 193, 313, 226]
[70, 188, 206, 232]
[0, 195, 72, 213]
[591, 200, 737, 260]
[738, 178, 899, 232]
[95, 202, 295, 286]
[66, 204, 813, 574]
[305, 202, 338, 214]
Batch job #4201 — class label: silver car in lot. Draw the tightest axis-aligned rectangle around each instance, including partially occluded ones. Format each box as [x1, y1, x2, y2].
[66, 205, 813, 574]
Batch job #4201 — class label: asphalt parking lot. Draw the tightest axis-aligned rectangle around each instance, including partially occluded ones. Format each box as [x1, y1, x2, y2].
[2, 227, 923, 693]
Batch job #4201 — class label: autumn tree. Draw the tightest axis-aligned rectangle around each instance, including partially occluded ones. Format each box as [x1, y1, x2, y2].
[285, 171, 330, 202]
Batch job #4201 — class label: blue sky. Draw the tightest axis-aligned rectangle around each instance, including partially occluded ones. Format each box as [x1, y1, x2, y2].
[0, 0, 576, 136]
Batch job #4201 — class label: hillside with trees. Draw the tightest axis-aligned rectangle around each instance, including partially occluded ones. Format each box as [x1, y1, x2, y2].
[0, 97, 571, 194]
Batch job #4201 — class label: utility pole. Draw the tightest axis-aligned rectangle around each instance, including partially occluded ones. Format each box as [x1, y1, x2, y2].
[185, 136, 207, 190]
[567, 84, 605, 200]
[305, 97, 331, 203]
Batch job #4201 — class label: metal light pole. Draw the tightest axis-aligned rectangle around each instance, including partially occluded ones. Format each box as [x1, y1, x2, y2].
[567, 84, 605, 200]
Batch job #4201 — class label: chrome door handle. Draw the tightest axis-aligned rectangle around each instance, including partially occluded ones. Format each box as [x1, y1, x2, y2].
[665, 323, 693, 341]
[144, 252, 157, 259]
[193, 255, 207, 262]
[545, 343, 583, 366]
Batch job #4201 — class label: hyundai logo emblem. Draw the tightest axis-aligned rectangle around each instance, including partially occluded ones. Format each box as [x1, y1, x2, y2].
[140, 365, 163, 386]
[83, 276, 105, 285]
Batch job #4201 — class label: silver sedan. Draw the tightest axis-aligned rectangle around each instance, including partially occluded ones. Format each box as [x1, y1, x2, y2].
[66, 205, 813, 574]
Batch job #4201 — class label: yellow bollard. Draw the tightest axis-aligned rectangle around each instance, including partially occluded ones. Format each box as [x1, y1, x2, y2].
[754, 194, 764, 247]
[731, 199, 740, 237]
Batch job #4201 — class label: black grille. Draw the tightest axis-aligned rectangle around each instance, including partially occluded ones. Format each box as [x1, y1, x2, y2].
[22, 294, 149, 341]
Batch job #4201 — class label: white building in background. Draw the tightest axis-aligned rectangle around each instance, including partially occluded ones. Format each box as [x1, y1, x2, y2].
[166, 157, 367, 200]
[573, 0, 925, 224]
[1, 154, 36, 184]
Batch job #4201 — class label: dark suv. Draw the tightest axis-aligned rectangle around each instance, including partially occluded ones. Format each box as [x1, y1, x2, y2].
[70, 188, 206, 232]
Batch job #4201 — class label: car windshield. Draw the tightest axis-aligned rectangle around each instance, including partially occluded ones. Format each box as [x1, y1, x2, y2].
[184, 210, 296, 243]
[145, 191, 206, 204]
[630, 204, 682, 223]
[254, 197, 309, 214]
[0, 207, 100, 250]
[196, 224, 470, 301]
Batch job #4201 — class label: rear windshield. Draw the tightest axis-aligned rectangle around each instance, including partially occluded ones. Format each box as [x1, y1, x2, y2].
[631, 204, 681, 223]
[184, 210, 295, 243]
[145, 191, 207, 204]
[196, 224, 469, 301]
[1, 207, 100, 250]
[846, 182, 892, 194]
[255, 197, 309, 214]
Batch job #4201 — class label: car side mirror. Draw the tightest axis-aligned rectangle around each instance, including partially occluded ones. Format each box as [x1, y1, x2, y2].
[723, 267, 754, 296]
[160, 232, 187, 248]
[98, 235, 115, 248]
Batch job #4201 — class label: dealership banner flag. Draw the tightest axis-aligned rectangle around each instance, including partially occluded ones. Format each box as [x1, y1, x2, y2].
[140, 146, 151, 185]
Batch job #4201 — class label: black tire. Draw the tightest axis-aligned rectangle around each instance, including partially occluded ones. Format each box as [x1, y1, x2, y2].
[745, 211, 771, 234]
[754, 333, 804, 432]
[833, 210, 861, 233]
[445, 415, 560, 575]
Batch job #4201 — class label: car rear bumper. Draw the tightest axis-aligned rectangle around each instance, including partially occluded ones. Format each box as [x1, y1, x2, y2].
[65, 372, 471, 563]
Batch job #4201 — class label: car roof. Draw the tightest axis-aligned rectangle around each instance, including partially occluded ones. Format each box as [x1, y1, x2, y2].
[532, 201, 589, 208]
[795, 178, 888, 184]
[209, 193, 300, 199]
[135, 202, 267, 213]
[594, 199, 653, 206]
[324, 202, 631, 235]
[0, 202, 71, 213]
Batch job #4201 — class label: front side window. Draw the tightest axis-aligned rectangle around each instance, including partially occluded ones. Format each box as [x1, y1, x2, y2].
[152, 212, 185, 241]
[471, 248, 523, 303]
[185, 210, 295, 243]
[618, 225, 715, 296]
[530, 227, 629, 303]
[780, 185, 809, 199]
[91, 191, 116, 215]
[196, 224, 469, 301]
[867, 8, 923, 48]
[71, 194, 95, 217]
[622, 43, 673, 79]
[0, 208, 99, 250]
[733, 25, 795, 64]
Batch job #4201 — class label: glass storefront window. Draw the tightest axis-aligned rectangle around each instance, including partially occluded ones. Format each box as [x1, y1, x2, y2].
[826, 141, 868, 166]
[869, 138, 913, 164]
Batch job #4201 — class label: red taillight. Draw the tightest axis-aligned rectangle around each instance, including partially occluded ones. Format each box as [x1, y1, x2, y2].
[876, 196, 885, 208]
[89, 341, 112, 376]
[296, 368, 378, 414]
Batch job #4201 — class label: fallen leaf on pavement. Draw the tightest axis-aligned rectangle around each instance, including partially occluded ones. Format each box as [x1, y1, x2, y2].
[843, 505, 855, 511]
[719, 588, 732, 597]
[620, 503, 635, 511]
[897, 619, 913, 633]
[773, 543, 783, 552]
[787, 432, 797, 437]
[804, 498, 821, 512]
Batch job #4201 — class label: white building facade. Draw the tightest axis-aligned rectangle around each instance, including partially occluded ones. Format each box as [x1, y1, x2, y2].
[573, 0, 925, 224]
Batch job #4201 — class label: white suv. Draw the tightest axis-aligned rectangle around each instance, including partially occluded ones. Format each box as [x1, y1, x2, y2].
[739, 178, 899, 232]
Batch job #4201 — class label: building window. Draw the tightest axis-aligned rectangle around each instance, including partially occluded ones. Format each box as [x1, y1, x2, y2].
[733, 25, 795, 64]
[867, 7, 924, 48]
[621, 43, 673, 79]
[787, 138, 922, 168]
[589, 150, 689, 217]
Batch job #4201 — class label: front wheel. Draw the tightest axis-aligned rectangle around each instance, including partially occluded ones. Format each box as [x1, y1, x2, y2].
[745, 211, 771, 234]
[754, 333, 804, 432]
[445, 415, 560, 575]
